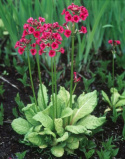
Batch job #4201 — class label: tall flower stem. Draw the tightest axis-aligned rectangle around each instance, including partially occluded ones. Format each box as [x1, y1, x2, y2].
[54, 56, 57, 117]
[26, 48, 37, 105]
[112, 49, 115, 89]
[36, 51, 46, 109]
[51, 58, 55, 119]
[70, 24, 75, 108]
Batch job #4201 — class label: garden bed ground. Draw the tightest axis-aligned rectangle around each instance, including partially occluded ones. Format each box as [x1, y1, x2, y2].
[0, 51, 125, 159]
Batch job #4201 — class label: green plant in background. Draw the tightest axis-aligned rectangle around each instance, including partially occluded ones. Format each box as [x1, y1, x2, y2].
[15, 150, 27, 159]
[97, 137, 119, 159]
[83, 76, 95, 93]
[0, 103, 4, 125]
[17, 73, 30, 88]
[79, 136, 96, 159]
[102, 88, 125, 113]
[12, 93, 25, 118]
[122, 107, 125, 140]
[0, 82, 5, 98]
[116, 72, 125, 92]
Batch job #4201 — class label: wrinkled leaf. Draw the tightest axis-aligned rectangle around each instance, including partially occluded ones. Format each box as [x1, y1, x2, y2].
[38, 84, 48, 110]
[71, 91, 97, 124]
[77, 115, 106, 129]
[54, 118, 64, 136]
[65, 125, 91, 135]
[51, 146, 64, 157]
[28, 132, 46, 146]
[33, 112, 54, 130]
[11, 118, 32, 135]
[67, 136, 79, 150]
[56, 132, 69, 143]
[61, 107, 73, 118]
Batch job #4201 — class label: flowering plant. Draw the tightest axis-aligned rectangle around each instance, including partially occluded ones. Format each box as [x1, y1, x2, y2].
[12, 3, 106, 157]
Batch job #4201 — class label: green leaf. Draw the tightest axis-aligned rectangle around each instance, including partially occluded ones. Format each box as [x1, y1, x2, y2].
[66, 136, 79, 150]
[56, 132, 69, 143]
[11, 117, 32, 135]
[77, 92, 85, 106]
[61, 107, 73, 118]
[34, 125, 42, 132]
[22, 104, 39, 126]
[77, 115, 106, 129]
[85, 149, 95, 159]
[54, 118, 64, 136]
[28, 132, 46, 147]
[37, 84, 48, 110]
[111, 91, 120, 106]
[71, 91, 97, 124]
[65, 125, 91, 135]
[115, 99, 125, 107]
[39, 128, 56, 138]
[51, 146, 64, 157]
[102, 90, 111, 106]
[33, 112, 54, 130]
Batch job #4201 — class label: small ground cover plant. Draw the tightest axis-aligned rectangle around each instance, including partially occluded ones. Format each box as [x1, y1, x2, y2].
[11, 3, 106, 158]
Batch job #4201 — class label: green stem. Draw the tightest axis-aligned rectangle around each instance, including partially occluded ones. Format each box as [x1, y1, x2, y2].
[54, 56, 57, 118]
[70, 23, 75, 108]
[26, 48, 37, 105]
[51, 58, 55, 119]
[36, 51, 46, 109]
[112, 50, 115, 89]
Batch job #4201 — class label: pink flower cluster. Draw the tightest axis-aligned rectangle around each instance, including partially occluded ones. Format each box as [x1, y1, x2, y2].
[62, 3, 88, 37]
[108, 40, 121, 46]
[15, 17, 65, 57]
[74, 72, 81, 83]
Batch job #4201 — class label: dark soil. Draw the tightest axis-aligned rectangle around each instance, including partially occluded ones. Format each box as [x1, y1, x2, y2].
[0, 48, 125, 159]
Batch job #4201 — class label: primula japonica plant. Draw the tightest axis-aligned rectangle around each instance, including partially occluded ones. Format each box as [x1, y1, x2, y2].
[102, 40, 125, 114]
[12, 3, 106, 157]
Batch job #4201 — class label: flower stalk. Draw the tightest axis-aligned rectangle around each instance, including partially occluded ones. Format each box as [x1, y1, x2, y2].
[70, 23, 75, 108]
[36, 50, 46, 109]
[26, 48, 37, 105]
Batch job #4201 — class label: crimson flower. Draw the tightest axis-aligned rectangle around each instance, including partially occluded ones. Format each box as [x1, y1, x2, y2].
[28, 26, 35, 34]
[18, 47, 25, 55]
[51, 42, 58, 50]
[72, 15, 80, 23]
[79, 26, 87, 34]
[64, 29, 71, 38]
[49, 50, 56, 57]
[65, 14, 72, 22]
[39, 49, 44, 55]
[40, 43, 46, 50]
[30, 48, 37, 55]
[33, 31, 40, 38]
[74, 72, 81, 83]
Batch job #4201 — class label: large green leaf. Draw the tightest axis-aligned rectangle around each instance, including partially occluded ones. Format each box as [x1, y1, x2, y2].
[71, 91, 97, 124]
[37, 84, 48, 110]
[66, 136, 79, 150]
[22, 104, 39, 126]
[33, 112, 54, 130]
[28, 132, 46, 147]
[56, 132, 69, 143]
[54, 118, 64, 136]
[77, 115, 106, 129]
[39, 128, 56, 138]
[102, 90, 111, 106]
[115, 99, 125, 107]
[61, 107, 73, 118]
[51, 146, 64, 157]
[65, 125, 91, 135]
[11, 117, 32, 135]
[111, 91, 120, 106]
[77, 92, 85, 106]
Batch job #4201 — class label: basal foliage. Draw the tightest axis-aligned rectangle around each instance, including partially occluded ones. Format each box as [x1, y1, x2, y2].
[12, 84, 106, 157]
